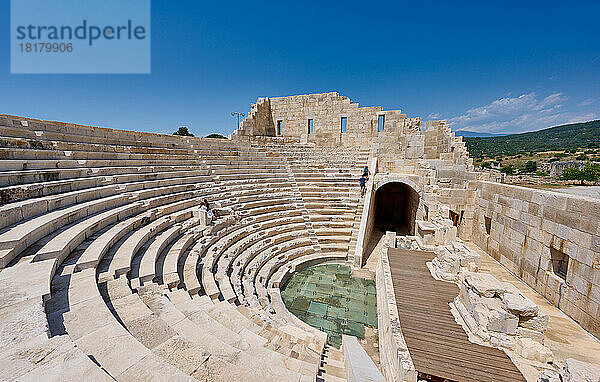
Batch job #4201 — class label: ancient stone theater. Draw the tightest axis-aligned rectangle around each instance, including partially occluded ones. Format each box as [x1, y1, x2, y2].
[0, 92, 598, 381]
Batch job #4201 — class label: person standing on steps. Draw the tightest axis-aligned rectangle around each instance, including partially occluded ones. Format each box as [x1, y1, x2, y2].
[363, 165, 370, 180]
[203, 198, 219, 219]
[360, 175, 367, 197]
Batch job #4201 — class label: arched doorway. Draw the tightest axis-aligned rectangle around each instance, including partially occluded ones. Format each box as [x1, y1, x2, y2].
[373, 182, 419, 235]
[361, 181, 420, 267]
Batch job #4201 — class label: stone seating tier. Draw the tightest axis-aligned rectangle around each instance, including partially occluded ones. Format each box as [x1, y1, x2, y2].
[41, 201, 314, 380]
[0, 135, 193, 155]
[0, 164, 207, 187]
[0, 120, 381, 380]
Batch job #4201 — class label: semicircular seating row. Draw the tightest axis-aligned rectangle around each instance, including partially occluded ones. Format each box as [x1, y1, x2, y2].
[0, 116, 369, 381]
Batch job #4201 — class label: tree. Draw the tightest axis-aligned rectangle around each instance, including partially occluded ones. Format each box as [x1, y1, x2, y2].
[205, 133, 227, 139]
[173, 126, 194, 136]
[561, 164, 600, 185]
[500, 165, 514, 175]
[523, 160, 538, 173]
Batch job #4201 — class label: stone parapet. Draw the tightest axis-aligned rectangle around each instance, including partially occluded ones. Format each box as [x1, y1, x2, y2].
[376, 247, 417, 381]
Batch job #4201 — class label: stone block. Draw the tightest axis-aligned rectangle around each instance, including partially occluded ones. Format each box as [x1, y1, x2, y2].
[487, 308, 518, 335]
[516, 338, 553, 364]
[538, 369, 562, 382]
[516, 327, 544, 344]
[502, 292, 539, 317]
[463, 272, 505, 298]
[520, 312, 549, 333]
[433, 252, 461, 280]
[562, 358, 600, 382]
[74, 322, 149, 378]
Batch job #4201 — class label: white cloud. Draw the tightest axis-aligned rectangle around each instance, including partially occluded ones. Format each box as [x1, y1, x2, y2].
[427, 112, 441, 119]
[566, 113, 597, 124]
[578, 98, 595, 107]
[449, 92, 596, 134]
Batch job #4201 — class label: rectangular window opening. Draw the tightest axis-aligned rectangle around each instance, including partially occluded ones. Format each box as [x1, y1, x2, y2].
[484, 216, 491, 235]
[378, 115, 385, 132]
[308, 119, 314, 134]
[550, 247, 569, 280]
[340, 117, 347, 133]
[277, 120, 283, 135]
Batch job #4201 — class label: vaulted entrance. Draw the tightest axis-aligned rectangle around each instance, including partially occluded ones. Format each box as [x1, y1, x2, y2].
[373, 182, 419, 235]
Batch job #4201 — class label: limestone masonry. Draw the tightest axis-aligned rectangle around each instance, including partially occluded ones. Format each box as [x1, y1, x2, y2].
[0, 92, 598, 381]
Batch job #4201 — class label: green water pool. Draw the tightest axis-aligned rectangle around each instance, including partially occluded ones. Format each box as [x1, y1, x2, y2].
[280, 263, 377, 348]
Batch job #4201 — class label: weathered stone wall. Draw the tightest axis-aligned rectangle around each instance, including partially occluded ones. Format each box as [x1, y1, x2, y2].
[251, 98, 276, 136]
[538, 160, 588, 177]
[234, 93, 474, 179]
[239, 92, 411, 147]
[376, 246, 417, 382]
[469, 181, 600, 338]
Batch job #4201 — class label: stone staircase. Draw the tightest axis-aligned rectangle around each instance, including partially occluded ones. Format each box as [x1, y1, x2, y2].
[285, 161, 322, 254]
[347, 194, 365, 263]
[318, 345, 347, 382]
[284, 147, 370, 259]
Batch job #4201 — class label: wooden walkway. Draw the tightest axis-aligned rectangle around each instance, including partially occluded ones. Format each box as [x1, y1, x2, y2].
[388, 248, 525, 382]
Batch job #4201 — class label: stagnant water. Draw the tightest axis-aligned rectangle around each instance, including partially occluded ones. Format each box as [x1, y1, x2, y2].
[280, 263, 377, 348]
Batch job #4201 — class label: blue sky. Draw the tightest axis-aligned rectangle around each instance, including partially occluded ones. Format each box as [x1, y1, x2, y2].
[1, 0, 599, 136]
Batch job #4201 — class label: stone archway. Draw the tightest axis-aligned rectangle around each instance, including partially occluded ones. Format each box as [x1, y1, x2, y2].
[373, 181, 420, 235]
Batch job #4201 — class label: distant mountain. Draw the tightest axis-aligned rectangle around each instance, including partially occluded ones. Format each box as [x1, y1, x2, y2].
[454, 130, 501, 137]
[463, 120, 600, 158]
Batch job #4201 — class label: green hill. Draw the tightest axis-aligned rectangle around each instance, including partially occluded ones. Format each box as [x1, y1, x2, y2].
[463, 120, 600, 158]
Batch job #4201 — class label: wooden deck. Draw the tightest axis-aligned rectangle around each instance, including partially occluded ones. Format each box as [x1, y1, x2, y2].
[388, 248, 525, 382]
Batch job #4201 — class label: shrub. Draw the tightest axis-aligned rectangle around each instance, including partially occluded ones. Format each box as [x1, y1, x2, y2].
[500, 165, 514, 175]
[205, 133, 228, 139]
[173, 126, 194, 137]
[561, 163, 600, 185]
[523, 160, 538, 173]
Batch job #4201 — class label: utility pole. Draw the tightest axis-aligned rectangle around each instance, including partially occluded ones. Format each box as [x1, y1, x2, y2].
[231, 112, 245, 130]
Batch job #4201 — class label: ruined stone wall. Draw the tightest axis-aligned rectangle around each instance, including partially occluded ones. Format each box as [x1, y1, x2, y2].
[372, 119, 474, 176]
[253, 98, 276, 136]
[404, 186, 420, 235]
[268, 92, 410, 147]
[370, 118, 423, 173]
[422, 187, 477, 240]
[234, 93, 474, 180]
[470, 181, 600, 337]
[236, 92, 410, 147]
